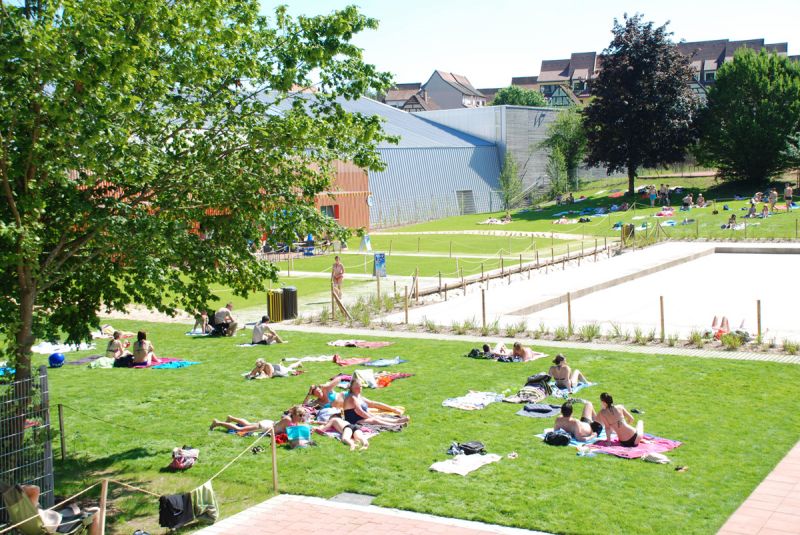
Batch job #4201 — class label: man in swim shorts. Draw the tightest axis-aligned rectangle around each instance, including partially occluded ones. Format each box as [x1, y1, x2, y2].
[554, 401, 602, 441]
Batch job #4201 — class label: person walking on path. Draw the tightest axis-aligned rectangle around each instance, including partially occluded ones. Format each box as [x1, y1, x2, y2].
[331, 255, 345, 298]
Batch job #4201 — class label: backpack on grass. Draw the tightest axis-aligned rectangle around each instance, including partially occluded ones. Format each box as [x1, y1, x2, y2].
[544, 430, 571, 447]
[458, 441, 486, 455]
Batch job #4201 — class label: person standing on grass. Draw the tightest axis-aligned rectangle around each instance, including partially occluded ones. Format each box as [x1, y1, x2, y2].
[769, 188, 778, 212]
[785, 183, 794, 211]
[214, 302, 238, 336]
[649, 185, 657, 207]
[331, 255, 345, 298]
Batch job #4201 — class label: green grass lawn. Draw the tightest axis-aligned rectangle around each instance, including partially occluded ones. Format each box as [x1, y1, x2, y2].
[342, 234, 571, 256]
[41, 319, 800, 534]
[389, 176, 800, 240]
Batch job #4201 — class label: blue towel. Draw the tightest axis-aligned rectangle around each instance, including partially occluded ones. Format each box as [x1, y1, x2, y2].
[363, 357, 407, 367]
[151, 360, 200, 369]
[516, 404, 561, 418]
[663, 220, 677, 227]
[549, 382, 596, 399]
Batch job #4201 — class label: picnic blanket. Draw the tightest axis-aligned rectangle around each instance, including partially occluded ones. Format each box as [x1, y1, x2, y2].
[515, 404, 562, 418]
[185, 331, 211, 337]
[88, 357, 115, 369]
[284, 355, 334, 363]
[549, 382, 596, 399]
[134, 357, 199, 369]
[442, 392, 504, 411]
[589, 434, 682, 459]
[327, 340, 393, 349]
[333, 355, 372, 366]
[314, 426, 379, 442]
[31, 341, 95, 354]
[363, 357, 407, 367]
[430, 454, 502, 476]
[65, 355, 102, 365]
[337, 371, 413, 389]
[376, 372, 413, 388]
[503, 386, 547, 404]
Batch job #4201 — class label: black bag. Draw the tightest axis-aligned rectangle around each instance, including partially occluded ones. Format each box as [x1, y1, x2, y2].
[544, 431, 571, 447]
[113, 355, 134, 368]
[159, 493, 194, 529]
[466, 348, 482, 358]
[458, 441, 485, 455]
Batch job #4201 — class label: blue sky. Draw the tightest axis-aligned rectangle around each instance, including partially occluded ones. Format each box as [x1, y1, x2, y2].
[260, 0, 800, 88]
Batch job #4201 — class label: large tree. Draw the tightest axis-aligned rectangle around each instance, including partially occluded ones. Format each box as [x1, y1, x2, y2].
[541, 107, 587, 190]
[583, 14, 698, 195]
[492, 85, 547, 107]
[0, 0, 393, 380]
[695, 49, 800, 183]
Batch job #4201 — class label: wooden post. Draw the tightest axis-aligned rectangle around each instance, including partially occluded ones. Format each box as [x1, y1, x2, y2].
[404, 286, 409, 324]
[757, 299, 762, 340]
[659, 295, 665, 342]
[271, 430, 279, 493]
[535, 249, 540, 267]
[594, 239, 598, 262]
[500, 256, 504, 276]
[481, 263, 484, 282]
[99, 478, 109, 535]
[417, 236, 420, 252]
[519, 254, 522, 277]
[444, 282, 448, 301]
[438, 271, 442, 296]
[394, 280, 397, 299]
[551, 232, 554, 246]
[415, 267, 419, 304]
[330, 282, 335, 319]
[481, 289, 486, 329]
[461, 268, 466, 295]
[696, 219, 699, 239]
[449, 241, 452, 258]
[376, 274, 381, 302]
[567, 292, 572, 333]
[389, 240, 392, 256]
[58, 404, 66, 461]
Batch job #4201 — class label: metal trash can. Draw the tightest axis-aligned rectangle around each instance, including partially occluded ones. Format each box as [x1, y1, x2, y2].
[282, 286, 298, 319]
[267, 289, 283, 322]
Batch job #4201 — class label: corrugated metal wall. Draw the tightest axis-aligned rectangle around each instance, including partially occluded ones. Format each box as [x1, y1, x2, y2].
[368, 146, 502, 228]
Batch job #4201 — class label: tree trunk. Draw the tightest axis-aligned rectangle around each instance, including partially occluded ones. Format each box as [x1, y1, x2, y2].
[16, 284, 36, 382]
[568, 166, 578, 192]
[627, 166, 636, 196]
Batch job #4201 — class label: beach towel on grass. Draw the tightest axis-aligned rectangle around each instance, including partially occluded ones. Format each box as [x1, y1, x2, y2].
[284, 355, 334, 363]
[333, 355, 372, 366]
[363, 357, 407, 367]
[185, 331, 211, 337]
[376, 372, 413, 388]
[327, 340, 393, 349]
[314, 426, 379, 442]
[549, 382, 596, 399]
[536, 427, 607, 447]
[515, 404, 562, 418]
[503, 386, 547, 404]
[589, 434, 682, 459]
[442, 392, 504, 411]
[430, 454, 502, 476]
[133, 357, 199, 369]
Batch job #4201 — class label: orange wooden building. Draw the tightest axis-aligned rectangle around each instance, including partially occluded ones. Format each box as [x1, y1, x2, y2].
[314, 160, 371, 231]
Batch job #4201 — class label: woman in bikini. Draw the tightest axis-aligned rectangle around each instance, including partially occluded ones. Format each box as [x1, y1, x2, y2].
[318, 415, 369, 451]
[342, 379, 410, 429]
[132, 331, 158, 365]
[209, 405, 306, 443]
[246, 358, 303, 379]
[548, 354, 589, 393]
[595, 392, 643, 447]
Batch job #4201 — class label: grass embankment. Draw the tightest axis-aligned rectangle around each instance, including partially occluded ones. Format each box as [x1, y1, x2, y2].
[44, 319, 800, 534]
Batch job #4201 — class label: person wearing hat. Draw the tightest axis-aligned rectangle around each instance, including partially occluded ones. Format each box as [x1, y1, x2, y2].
[548, 354, 589, 393]
[251, 315, 283, 345]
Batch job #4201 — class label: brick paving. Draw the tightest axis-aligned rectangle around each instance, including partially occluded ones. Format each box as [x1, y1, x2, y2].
[718, 441, 800, 534]
[194, 494, 549, 535]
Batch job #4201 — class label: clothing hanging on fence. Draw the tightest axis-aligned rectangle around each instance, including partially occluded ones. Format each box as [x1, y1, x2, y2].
[159, 493, 194, 529]
[190, 481, 219, 524]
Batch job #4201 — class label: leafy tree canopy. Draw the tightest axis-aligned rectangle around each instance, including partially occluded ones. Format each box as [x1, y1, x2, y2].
[583, 14, 698, 194]
[0, 0, 393, 377]
[695, 49, 800, 183]
[540, 107, 587, 189]
[492, 85, 547, 107]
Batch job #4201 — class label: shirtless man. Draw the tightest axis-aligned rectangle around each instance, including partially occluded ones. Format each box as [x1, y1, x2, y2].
[785, 183, 794, 211]
[511, 341, 536, 362]
[595, 392, 643, 447]
[331, 256, 345, 298]
[214, 302, 238, 336]
[252, 315, 283, 345]
[554, 401, 602, 442]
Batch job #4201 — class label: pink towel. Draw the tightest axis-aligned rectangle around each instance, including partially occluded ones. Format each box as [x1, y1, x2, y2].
[333, 355, 372, 366]
[589, 434, 682, 459]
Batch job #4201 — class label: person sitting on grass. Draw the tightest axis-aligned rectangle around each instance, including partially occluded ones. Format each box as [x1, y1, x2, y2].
[252, 315, 283, 345]
[760, 203, 770, 218]
[317, 415, 370, 451]
[745, 202, 757, 218]
[595, 392, 643, 447]
[19, 484, 101, 535]
[554, 400, 603, 442]
[681, 193, 693, 210]
[548, 354, 589, 393]
[214, 302, 238, 336]
[725, 214, 737, 229]
[105, 331, 131, 360]
[511, 342, 537, 362]
[696, 193, 706, 207]
[132, 331, 158, 365]
[304, 377, 345, 409]
[192, 310, 211, 334]
[246, 358, 303, 379]
[342, 379, 410, 428]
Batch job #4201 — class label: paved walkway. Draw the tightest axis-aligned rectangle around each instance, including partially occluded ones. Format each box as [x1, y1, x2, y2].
[718, 441, 800, 534]
[275, 323, 800, 365]
[195, 494, 548, 535]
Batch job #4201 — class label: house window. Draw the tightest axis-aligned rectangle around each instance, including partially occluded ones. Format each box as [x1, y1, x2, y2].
[320, 205, 339, 219]
[704, 71, 716, 82]
[572, 80, 585, 92]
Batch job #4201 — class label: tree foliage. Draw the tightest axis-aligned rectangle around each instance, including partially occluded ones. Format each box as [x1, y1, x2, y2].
[583, 14, 698, 194]
[545, 147, 569, 196]
[0, 0, 393, 377]
[695, 49, 800, 183]
[541, 107, 587, 190]
[492, 85, 547, 107]
[498, 153, 523, 211]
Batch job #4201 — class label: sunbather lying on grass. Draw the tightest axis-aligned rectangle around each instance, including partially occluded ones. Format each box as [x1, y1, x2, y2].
[246, 358, 303, 379]
[554, 400, 602, 442]
[317, 416, 369, 451]
[209, 405, 306, 438]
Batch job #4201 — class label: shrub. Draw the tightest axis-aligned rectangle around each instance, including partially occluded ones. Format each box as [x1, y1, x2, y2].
[463, 317, 478, 332]
[421, 316, 439, 333]
[451, 320, 467, 335]
[769, 337, 777, 349]
[553, 326, 570, 341]
[647, 329, 657, 342]
[579, 323, 601, 342]
[610, 322, 624, 339]
[514, 320, 528, 337]
[689, 329, 704, 348]
[534, 321, 549, 338]
[358, 307, 372, 327]
[489, 319, 500, 335]
[721, 333, 742, 351]
[382, 295, 395, 312]
[782, 339, 799, 355]
[480, 324, 490, 337]
[319, 308, 331, 324]
[633, 327, 648, 345]
[667, 333, 678, 347]
[505, 324, 520, 338]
